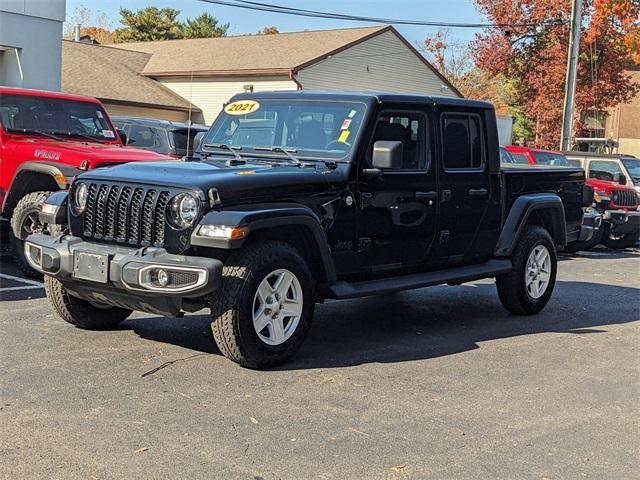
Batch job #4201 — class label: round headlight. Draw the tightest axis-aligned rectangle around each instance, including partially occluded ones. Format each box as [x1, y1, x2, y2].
[74, 183, 88, 214]
[168, 193, 199, 229]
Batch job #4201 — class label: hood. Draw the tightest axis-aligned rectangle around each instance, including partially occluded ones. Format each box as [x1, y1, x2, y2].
[586, 178, 635, 193]
[11, 137, 172, 165]
[77, 159, 347, 204]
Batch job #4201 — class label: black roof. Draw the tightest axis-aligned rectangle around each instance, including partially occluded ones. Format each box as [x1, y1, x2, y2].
[111, 116, 208, 131]
[230, 90, 494, 110]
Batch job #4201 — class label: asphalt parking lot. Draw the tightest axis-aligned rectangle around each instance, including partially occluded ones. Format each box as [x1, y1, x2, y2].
[1, 248, 639, 480]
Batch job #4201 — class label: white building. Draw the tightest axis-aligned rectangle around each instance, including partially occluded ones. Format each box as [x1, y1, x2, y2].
[114, 26, 462, 124]
[0, 0, 65, 90]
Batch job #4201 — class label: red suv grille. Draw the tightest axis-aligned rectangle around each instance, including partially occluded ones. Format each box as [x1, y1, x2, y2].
[610, 189, 638, 208]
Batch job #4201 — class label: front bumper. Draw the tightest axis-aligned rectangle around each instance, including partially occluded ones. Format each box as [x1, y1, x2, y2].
[24, 234, 223, 316]
[603, 210, 640, 235]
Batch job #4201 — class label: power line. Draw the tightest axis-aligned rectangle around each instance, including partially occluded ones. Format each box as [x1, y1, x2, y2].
[197, 0, 562, 29]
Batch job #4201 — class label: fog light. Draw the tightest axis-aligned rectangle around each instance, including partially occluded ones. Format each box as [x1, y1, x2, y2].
[154, 268, 169, 287]
[24, 242, 42, 268]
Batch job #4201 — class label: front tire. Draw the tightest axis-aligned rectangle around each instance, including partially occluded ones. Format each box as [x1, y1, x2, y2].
[10, 191, 53, 278]
[210, 240, 315, 369]
[44, 276, 132, 329]
[601, 224, 639, 250]
[496, 226, 557, 315]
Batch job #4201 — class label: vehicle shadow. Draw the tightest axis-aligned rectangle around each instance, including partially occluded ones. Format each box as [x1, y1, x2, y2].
[125, 279, 640, 370]
[0, 255, 46, 302]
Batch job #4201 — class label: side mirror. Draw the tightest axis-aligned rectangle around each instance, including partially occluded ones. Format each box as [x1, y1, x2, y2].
[116, 128, 128, 145]
[192, 131, 206, 154]
[614, 172, 627, 185]
[372, 140, 403, 169]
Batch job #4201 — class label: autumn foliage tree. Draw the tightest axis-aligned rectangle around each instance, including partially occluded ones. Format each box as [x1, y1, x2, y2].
[472, 0, 640, 148]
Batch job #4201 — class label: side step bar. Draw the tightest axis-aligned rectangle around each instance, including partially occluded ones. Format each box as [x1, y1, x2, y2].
[327, 259, 512, 300]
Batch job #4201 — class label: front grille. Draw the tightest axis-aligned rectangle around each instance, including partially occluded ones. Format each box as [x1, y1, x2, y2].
[80, 182, 172, 247]
[611, 189, 639, 208]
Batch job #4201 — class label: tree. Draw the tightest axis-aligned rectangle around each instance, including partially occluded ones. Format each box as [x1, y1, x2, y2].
[423, 29, 511, 112]
[472, 0, 640, 148]
[182, 12, 229, 38]
[114, 7, 183, 43]
[258, 26, 280, 35]
[63, 6, 114, 43]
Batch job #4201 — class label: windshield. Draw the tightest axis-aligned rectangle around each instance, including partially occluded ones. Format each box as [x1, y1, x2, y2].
[203, 99, 367, 160]
[500, 147, 515, 163]
[0, 94, 117, 141]
[621, 158, 640, 185]
[533, 151, 570, 166]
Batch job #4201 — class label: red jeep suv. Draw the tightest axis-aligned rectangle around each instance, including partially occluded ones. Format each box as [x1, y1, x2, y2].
[0, 87, 173, 276]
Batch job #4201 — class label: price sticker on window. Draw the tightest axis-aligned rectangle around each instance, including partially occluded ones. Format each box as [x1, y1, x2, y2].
[224, 100, 261, 116]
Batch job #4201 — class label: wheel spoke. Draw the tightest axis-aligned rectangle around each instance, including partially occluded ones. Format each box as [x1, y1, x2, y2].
[273, 271, 294, 297]
[269, 317, 286, 344]
[256, 280, 273, 304]
[538, 271, 550, 282]
[535, 248, 548, 265]
[253, 311, 271, 333]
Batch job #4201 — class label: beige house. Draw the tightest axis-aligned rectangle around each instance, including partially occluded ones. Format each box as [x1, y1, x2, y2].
[61, 40, 201, 122]
[113, 26, 461, 124]
[605, 67, 640, 157]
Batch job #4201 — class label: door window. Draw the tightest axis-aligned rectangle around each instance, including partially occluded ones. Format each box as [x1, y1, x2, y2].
[588, 160, 623, 182]
[369, 111, 429, 170]
[441, 113, 485, 171]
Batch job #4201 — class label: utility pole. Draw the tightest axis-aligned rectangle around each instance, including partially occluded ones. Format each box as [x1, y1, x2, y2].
[559, 0, 583, 151]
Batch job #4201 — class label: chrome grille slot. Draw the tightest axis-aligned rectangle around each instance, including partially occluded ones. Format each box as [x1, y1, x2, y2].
[611, 189, 638, 208]
[83, 184, 97, 236]
[77, 182, 175, 248]
[141, 190, 157, 246]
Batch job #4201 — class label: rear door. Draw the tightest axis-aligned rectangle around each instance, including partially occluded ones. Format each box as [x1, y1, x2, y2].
[435, 109, 498, 264]
[356, 106, 439, 271]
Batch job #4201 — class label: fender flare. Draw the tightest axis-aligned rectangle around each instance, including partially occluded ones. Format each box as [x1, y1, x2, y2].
[2, 161, 84, 215]
[494, 193, 566, 257]
[191, 203, 336, 282]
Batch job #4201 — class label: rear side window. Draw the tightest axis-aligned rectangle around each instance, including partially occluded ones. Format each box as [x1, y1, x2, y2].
[533, 151, 569, 166]
[511, 153, 529, 164]
[441, 113, 484, 170]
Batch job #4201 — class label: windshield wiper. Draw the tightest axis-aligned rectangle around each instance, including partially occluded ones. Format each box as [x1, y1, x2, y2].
[50, 131, 107, 144]
[202, 143, 246, 165]
[254, 146, 301, 166]
[5, 128, 63, 141]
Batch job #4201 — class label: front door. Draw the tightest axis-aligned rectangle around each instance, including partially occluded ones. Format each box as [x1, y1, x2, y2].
[356, 108, 438, 272]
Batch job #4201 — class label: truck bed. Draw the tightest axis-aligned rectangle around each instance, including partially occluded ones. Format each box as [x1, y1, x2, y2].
[500, 164, 586, 243]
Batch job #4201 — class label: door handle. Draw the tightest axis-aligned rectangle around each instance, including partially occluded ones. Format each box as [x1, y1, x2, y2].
[415, 191, 437, 200]
[468, 188, 488, 196]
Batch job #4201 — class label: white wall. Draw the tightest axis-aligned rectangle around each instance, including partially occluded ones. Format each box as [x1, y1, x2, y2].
[158, 76, 298, 124]
[296, 29, 460, 98]
[0, 0, 65, 90]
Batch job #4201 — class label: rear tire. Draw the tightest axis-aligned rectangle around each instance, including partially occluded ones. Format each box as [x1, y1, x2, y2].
[210, 240, 315, 369]
[10, 191, 53, 278]
[44, 275, 132, 329]
[601, 224, 639, 250]
[564, 227, 603, 253]
[496, 226, 557, 315]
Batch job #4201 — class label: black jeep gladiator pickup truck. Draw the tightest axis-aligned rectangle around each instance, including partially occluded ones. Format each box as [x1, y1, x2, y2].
[25, 92, 592, 368]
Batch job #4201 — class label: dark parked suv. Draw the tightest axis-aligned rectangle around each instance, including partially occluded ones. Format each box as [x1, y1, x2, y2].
[27, 92, 590, 369]
[112, 116, 208, 159]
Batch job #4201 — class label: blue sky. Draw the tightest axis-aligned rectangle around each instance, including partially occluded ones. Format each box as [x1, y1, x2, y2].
[65, 0, 486, 46]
